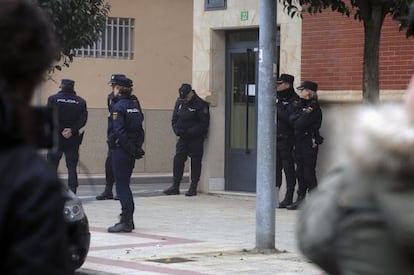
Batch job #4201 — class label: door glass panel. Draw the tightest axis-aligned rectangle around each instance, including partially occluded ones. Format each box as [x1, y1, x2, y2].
[230, 51, 256, 150]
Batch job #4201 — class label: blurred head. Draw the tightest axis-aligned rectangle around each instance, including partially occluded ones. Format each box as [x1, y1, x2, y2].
[297, 81, 318, 100]
[0, 0, 59, 101]
[276, 74, 294, 92]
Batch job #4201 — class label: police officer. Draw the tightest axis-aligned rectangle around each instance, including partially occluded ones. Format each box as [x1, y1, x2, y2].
[287, 80, 323, 210]
[107, 76, 145, 233]
[47, 79, 88, 194]
[275, 74, 299, 208]
[96, 73, 126, 200]
[163, 83, 210, 196]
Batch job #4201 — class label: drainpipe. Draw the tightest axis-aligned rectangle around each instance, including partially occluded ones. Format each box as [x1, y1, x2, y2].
[255, 0, 277, 251]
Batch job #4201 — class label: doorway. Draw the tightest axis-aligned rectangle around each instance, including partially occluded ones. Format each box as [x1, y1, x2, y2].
[225, 29, 259, 192]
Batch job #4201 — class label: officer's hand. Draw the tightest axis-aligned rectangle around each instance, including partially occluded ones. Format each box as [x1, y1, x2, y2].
[62, 128, 72, 139]
[135, 147, 145, 159]
[107, 139, 116, 148]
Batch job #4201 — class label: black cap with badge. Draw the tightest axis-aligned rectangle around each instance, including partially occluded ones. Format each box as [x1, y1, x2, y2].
[297, 81, 318, 93]
[277, 74, 294, 85]
[109, 74, 126, 86]
[179, 83, 193, 99]
[60, 79, 75, 91]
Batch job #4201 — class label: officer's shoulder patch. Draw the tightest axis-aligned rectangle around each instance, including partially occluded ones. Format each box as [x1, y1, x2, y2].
[113, 112, 118, 120]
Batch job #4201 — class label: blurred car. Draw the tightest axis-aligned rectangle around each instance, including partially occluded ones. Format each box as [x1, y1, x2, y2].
[62, 185, 91, 271]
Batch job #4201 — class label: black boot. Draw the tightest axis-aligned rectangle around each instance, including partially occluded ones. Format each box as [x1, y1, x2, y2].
[163, 183, 180, 195]
[278, 190, 294, 208]
[119, 213, 135, 229]
[108, 214, 134, 233]
[286, 196, 305, 210]
[96, 190, 114, 200]
[278, 198, 293, 208]
[185, 182, 198, 197]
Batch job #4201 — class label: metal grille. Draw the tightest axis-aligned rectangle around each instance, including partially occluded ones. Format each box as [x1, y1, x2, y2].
[74, 17, 134, 59]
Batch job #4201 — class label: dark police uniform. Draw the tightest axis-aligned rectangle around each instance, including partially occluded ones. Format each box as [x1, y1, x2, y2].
[47, 79, 88, 194]
[288, 93, 323, 210]
[276, 85, 299, 207]
[97, 80, 144, 200]
[164, 83, 210, 196]
[107, 89, 144, 232]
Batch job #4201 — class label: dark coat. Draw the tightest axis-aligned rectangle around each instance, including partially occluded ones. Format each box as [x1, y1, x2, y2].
[0, 146, 70, 274]
[108, 94, 145, 158]
[47, 90, 88, 149]
[171, 93, 210, 139]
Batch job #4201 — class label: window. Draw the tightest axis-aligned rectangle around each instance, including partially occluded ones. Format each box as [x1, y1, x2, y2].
[205, 0, 226, 11]
[74, 17, 134, 59]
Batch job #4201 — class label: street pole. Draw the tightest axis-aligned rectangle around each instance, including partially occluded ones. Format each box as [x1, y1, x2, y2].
[255, 0, 277, 251]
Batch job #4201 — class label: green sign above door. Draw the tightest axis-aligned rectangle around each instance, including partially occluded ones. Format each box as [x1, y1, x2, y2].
[241, 11, 248, 21]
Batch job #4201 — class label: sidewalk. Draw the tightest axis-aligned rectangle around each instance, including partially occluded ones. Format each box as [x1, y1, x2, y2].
[75, 184, 323, 275]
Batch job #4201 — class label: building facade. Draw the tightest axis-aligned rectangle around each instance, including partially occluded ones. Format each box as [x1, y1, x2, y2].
[40, 0, 412, 193]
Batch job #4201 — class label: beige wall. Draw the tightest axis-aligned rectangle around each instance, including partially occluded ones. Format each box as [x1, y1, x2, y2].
[39, 0, 193, 175]
[193, 0, 302, 192]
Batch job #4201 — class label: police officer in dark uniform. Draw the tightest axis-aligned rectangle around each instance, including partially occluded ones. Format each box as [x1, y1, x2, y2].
[47, 79, 88, 194]
[287, 80, 323, 210]
[107, 76, 145, 233]
[275, 74, 299, 208]
[96, 73, 127, 200]
[163, 83, 210, 196]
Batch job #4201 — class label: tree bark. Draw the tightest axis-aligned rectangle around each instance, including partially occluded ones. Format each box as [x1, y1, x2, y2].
[362, 1, 387, 103]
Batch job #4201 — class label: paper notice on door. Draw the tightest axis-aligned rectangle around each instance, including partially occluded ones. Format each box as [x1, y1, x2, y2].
[247, 84, 256, 96]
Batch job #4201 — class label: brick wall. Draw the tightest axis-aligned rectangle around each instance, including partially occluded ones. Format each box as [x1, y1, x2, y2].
[302, 9, 414, 91]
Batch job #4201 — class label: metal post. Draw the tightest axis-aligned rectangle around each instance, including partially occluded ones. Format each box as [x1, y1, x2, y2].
[255, 0, 277, 251]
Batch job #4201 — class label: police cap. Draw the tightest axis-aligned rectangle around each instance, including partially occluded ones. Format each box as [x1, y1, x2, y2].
[179, 83, 193, 99]
[60, 79, 75, 91]
[109, 74, 126, 85]
[297, 81, 318, 93]
[115, 76, 133, 88]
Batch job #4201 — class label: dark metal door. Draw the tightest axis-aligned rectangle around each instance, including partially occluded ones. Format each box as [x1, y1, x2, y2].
[225, 46, 258, 192]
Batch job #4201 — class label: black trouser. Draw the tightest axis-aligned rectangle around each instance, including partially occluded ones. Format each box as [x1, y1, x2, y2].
[173, 136, 204, 185]
[111, 147, 135, 218]
[104, 150, 115, 193]
[47, 143, 80, 191]
[276, 137, 296, 199]
[295, 135, 318, 197]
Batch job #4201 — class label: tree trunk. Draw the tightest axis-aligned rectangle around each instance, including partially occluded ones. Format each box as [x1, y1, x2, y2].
[362, 4, 386, 104]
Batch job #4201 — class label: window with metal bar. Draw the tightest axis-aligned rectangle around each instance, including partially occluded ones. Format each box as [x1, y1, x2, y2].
[74, 17, 134, 59]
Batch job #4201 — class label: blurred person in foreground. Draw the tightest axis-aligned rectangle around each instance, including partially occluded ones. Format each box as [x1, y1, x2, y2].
[298, 5, 414, 274]
[0, 0, 70, 273]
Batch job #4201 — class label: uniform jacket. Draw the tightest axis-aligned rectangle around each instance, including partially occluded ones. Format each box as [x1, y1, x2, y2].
[108, 93, 144, 158]
[290, 98, 323, 144]
[0, 145, 70, 274]
[171, 93, 210, 139]
[297, 105, 414, 275]
[276, 87, 299, 146]
[47, 90, 88, 149]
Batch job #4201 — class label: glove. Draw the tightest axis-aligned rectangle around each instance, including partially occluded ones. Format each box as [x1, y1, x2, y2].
[177, 129, 188, 138]
[107, 139, 116, 148]
[134, 147, 145, 159]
